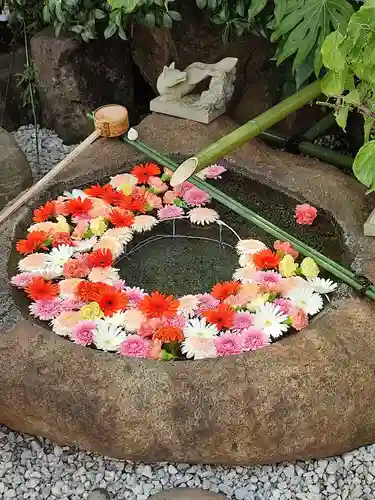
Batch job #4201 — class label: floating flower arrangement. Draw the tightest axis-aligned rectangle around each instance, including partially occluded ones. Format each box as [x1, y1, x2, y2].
[11, 162, 337, 360]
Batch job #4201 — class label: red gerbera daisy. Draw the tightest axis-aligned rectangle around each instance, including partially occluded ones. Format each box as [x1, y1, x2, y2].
[25, 276, 59, 301]
[33, 201, 55, 223]
[154, 326, 184, 343]
[84, 184, 111, 198]
[52, 232, 75, 248]
[139, 292, 180, 318]
[211, 281, 240, 301]
[253, 249, 281, 270]
[130, 162, 161, 183]
[108, 208, 135, 228]
[66, 197, 93, 216]
[76, 281, 102, 302]
[16, 230, 50, 255]
[130, 197, 147, 213]
[87, 248, 113, 268]
[203, 304, 235, 330]
[98, 185, 128, 206]
[92, 287, 128, 316]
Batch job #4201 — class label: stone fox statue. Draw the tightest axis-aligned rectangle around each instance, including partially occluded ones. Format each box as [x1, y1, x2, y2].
[156, 58, 238, 102]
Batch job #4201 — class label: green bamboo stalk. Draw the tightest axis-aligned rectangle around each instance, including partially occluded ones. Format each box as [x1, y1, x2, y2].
[122, 136, 375, 300]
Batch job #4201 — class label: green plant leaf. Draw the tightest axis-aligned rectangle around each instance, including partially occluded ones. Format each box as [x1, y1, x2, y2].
[353, 140, 375, 193]
[196, 0, 207, 8]
[364, 117, 375, 143]
[272, 0, 354, 75]
[94, 9, 106, 19]
[248, 0, 267, 21]
[104, 22, 117, 38]
[118, 24, 127, 40]
[321, 70, 346, 96]
[162, 12, 172, 28]
[334, 104, 349, 130]
[143, 11, 155, 27]
[321, 31, 345, 72]
[168, 10, 181, 21]
[343, 89, 360, 105]
[109, 0, 139, 12]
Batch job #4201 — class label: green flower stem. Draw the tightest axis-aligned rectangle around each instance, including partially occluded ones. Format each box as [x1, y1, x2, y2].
[121, 136, 375, 300]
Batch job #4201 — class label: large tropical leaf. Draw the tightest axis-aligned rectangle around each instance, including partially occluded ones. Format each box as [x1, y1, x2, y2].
[272, 0, 354, 84]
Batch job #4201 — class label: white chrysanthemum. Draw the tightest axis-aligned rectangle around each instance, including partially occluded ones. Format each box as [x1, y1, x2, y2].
[287, 287, 323, 316]
[63, 188, 88, 199]
[236, 239, 267, 255]
[123, 309, 145, 332]
[233, 266, 256, 283]
[40, 264, 63, 280]
[253, 302, 288, 339]
[238, 253, 257, 268]
[188, 208, 219, 225]
[103, 227, 133, 244]
[45, 245, 74, 267]
[93, 319, 127, 351]
[307, 277, 337, 295]
[106, 311, 128, 327]
[183, 317, 219, 338]
[132, 215, 158, 233]
[94, 236, 124, 259]
[73, 236, 98, 253]
[88, 267, 120, 284]
[178, 295, 199, 317]
[181, 336, 217, 360]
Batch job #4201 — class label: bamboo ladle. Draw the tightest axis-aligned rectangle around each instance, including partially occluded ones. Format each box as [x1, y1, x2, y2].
[0, 104, 129, 226]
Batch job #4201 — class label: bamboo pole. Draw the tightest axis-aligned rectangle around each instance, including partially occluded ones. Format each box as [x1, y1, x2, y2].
[170, 79, 323, 186]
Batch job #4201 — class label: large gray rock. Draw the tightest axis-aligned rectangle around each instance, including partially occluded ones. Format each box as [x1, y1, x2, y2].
[150, 489, 227, 499]
[0, 127, 32, 210]
[30, 28, 135, 144]
[1, 115, 375, 465]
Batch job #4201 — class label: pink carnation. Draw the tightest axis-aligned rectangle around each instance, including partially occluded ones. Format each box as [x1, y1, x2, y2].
[163, 190, 179, 204]
[138, 317, 167, 338]
[291, 309, 309, 331]
[215, 333, 243, 356]
[148, 176, 168, 193]
[166, 314, 186, 329]
[72, 221, 89, 240]
[274, 298, 293, 316]
[60, 298, 86, 311]
[204, 164, 227, 179]
[180, 181, 194, 195]
[119, 335, 149, 358]
[241, 328, 270, 351]
[232, 311, 254, 331]
[274, 240, 299, 259]
[196, 293, 220, 314]
[255, 271, 283, 293]
[71, 320, 96, 346]
[144, 190, 163, 209]
[124, 286, 145, 308]
[157, 205, 184, 220]
[63, 256, 90, 278]
[29, 299, 62, 320]
[295, 204, 317, 225]
[11, 272, 35, 288]
[183, 187, 211, 207]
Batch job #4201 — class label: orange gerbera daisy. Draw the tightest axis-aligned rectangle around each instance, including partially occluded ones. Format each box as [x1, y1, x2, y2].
[16, 230, 50, 255]
[253, 249, 281, 270]
[108, 208, 135, 228]
[84, 184, 111, 198]
[25, 276, 59, 301]
[87, 249, 113, 268]
[99, 185, 128, 206]
[130, 162, 161, 183]
[92, 287, 128, 316]
[33, 201, 55, 223]
[76, 281, 102, 302]
[130, 198, 147, 213]
[203, 304, 235, 330]
[139, 292, 180, 318]
[66, 197, 93, 216]
[154, 326, 184, 343]
[52, 232, 75, 248]
[211, 281, 240, 301]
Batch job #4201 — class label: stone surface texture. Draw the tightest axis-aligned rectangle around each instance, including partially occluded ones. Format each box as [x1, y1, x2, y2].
[30, 28, 134, 144]
[131, 1, 324, 135]
[1, 114, 375, 465]
[0, 127, 32, 210]
[150, 488, 227, 499]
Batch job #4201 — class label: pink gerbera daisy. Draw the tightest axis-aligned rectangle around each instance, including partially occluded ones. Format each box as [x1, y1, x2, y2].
[119, 335, 150, 358]
[232, 311, 254, 332]
[274, 298, 293, 316]
[166, 314, 187, 329]
[254, 271, 283, 293]
[183, 187, 211, 207]
[11, 272, 36, 288]
[157, 205, 184, 220]
[29, 299, 62, 320]
[204, 164, 227, 179]
[71, 320, 96, 346]
[241, 328, 270, 351]
[60, 298, 86, 311]
[215, 332, 243, 356]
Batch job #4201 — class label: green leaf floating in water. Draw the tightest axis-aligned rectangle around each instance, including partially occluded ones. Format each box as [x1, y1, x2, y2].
[353, 140, 375, 194]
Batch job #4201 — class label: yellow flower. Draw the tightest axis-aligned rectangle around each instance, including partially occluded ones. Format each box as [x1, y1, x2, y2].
[80, 302, 104, 320]
[300, 257, 319, 278]
[279, 254, 298, 277]
[90, 217, 108, 236]
[119, 183, 133, 196]
[55, 215, 71, 234]
[247, 293, 270, 312]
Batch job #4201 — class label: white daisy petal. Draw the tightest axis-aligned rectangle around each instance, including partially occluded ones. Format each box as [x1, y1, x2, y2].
[103, 227, 134, 244]
[183, 317, 219, 338]
[236, 239, 267, 255]
[287, 287, 323, 316]
[63, 189, 88, 199]
[181, 336, 217, 360]
[45, 245, 74, 267]
[73, 236, 98, 253]
[188, 208, 219, 225]
[253, 302, 288, 339]
[93, 319, 127, 351]
[132, 215, 158, 233]
[307, 277, 337, 294]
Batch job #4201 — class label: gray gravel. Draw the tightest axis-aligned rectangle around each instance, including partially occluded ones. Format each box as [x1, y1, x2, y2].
[12, 125, 76, 181]
[2, 424, 375, 500]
